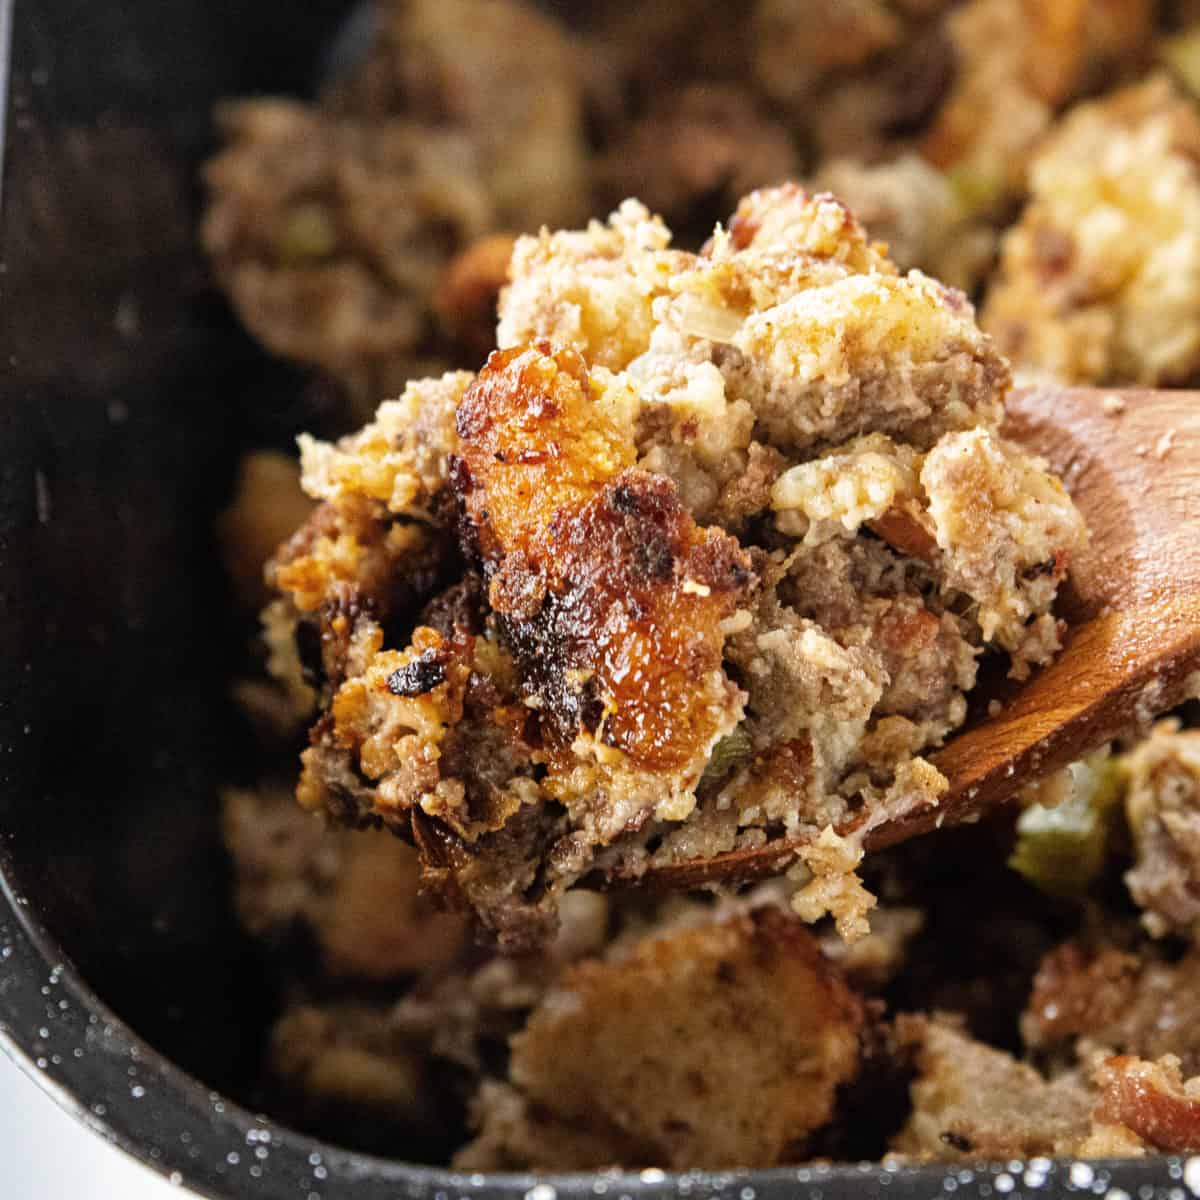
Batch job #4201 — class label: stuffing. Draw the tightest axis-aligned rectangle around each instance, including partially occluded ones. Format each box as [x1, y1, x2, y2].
[1122, 721, 1200, 936]
[892, 1015, 1095, 1159]
[983, 76, 1200, 385]
[202, 100, 490, 406]
[921, 0, 1153, 202]
[323, 0, 588, 232]
[222, 781, 469, 979]
[205, 0, 1200, 1174]
[275, 187, 1084, 943]
[203, 0, 587, 407]
[457, 908, 864, 1170]
[1024, 939, 1200, 1078]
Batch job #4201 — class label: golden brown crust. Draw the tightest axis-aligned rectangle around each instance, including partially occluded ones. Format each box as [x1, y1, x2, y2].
[455, 344, 752, 773]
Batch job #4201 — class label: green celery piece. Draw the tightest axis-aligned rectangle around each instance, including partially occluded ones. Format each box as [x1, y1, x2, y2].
[700, 726, 753, 789]
[275, 202, 338, 265]
[1008, 756, 1126, 898]
[1160, 27, 1200, 101]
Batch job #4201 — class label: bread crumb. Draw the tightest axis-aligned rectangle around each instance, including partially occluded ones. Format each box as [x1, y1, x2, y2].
[788, 827, 876, 943]
[1153, 429, 1176, 460]
[1102, 394, 1126, 415]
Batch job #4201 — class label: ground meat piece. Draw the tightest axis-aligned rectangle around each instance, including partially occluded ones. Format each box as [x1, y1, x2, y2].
[724, 579, 885, 805]
[596, 84, 798, 236]
[892, 1015, 1095, 1159]
[710, 441, 787, 532]
[457, 908, 865, 1170]
[983, 76, 1200, 386]
[1092, 1054, 1200, 1152]
[222, 781, 469, 979]
[1024, 940, 1200, 1077]
[1122, 721, 1200, 936]
[870, 597, 976, 723]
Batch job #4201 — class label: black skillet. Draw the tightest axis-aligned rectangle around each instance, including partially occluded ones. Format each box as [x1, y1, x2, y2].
[0, 1, 1195, 1196]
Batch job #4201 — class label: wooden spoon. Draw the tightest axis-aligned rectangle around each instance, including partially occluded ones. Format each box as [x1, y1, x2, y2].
[608, 386, 1200, 888]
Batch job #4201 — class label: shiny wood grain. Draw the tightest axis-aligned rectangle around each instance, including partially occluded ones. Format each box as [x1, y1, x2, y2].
[608, 387, 1200, 888]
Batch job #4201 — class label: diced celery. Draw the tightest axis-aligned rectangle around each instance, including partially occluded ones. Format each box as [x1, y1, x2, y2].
[1008, 755, 1126, 898]
[700, 726, 753, 789]
[275, 202, 338, 265]
[945, 163, 1006, 219]
[1160, 27, 1200, 101]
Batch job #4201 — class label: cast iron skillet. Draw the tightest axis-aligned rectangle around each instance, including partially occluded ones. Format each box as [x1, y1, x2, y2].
[0, 2, 1196, 1197]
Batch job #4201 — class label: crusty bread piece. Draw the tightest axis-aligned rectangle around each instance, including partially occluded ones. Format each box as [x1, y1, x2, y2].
[458, 907, 864, 1169]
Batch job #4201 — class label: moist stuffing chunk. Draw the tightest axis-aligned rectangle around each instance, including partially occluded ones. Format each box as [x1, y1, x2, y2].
[983, 76, 1200, 386]
[269, 186, 1086, 943]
